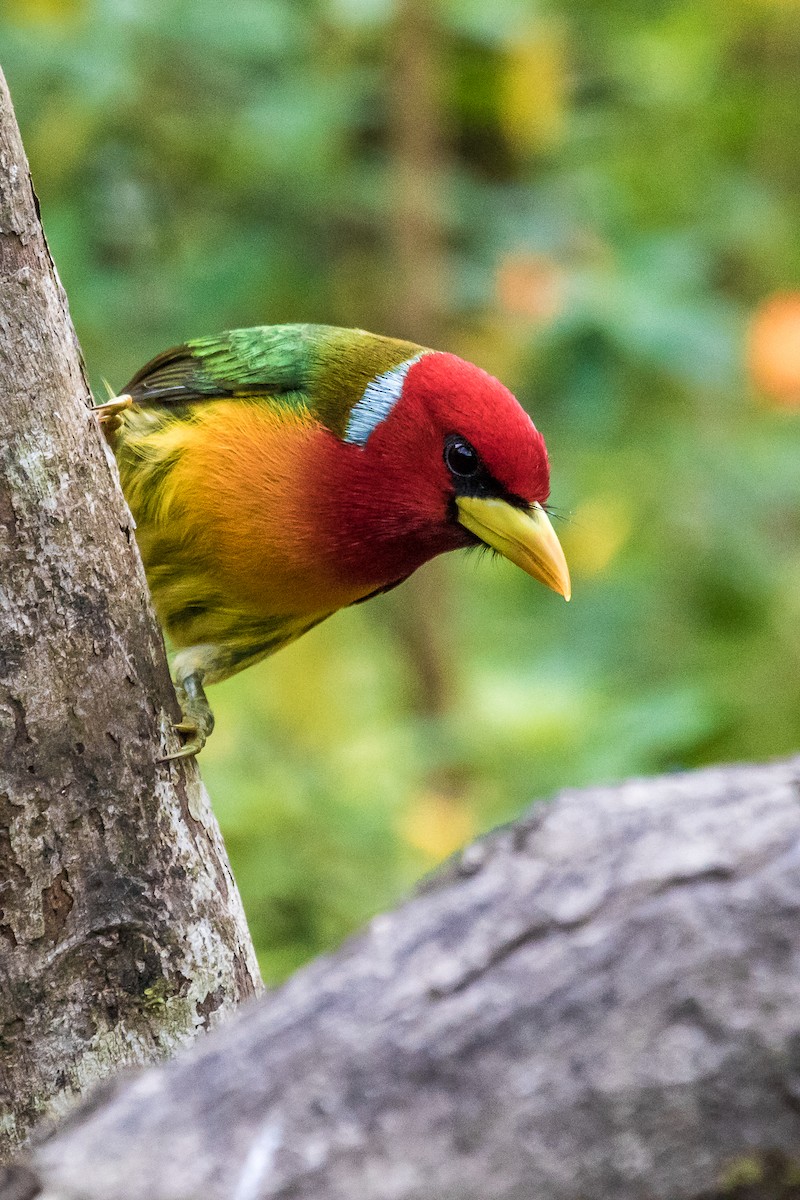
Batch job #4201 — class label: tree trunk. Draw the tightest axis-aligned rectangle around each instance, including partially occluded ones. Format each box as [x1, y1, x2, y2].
[8, 756, 800, 1200]
[387, 0, 448, 347]
[0, 68, 262, 1163]
[385, 0, 455, 721]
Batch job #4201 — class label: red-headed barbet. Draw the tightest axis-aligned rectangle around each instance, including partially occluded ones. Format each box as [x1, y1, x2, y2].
[97, 325, 571, 759]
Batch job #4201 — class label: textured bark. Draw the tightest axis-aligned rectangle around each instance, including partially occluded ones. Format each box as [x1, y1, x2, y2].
[0, 68, 262, 1161]
[8, 756, 800, 1200]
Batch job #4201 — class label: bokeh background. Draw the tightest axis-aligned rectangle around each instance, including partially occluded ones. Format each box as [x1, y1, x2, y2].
[4, 0, 800, 982]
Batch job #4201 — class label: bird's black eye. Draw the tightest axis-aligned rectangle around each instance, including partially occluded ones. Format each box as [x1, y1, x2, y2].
[444, 436, 480, 477]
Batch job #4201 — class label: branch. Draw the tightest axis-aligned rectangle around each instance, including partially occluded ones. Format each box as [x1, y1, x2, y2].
[0, 68, 261, 1160]
[9, 756, 800, 1200]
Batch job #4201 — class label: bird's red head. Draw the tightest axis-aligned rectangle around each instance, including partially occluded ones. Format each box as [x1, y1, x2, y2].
[316, 351, 569, 602]
[387, 352, 550, 507]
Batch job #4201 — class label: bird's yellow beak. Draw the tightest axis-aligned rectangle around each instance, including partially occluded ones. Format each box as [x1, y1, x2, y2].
[456, 496, 571, 601]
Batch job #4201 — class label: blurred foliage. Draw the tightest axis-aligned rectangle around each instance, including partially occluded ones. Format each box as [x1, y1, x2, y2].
[3, 0, 800, 982]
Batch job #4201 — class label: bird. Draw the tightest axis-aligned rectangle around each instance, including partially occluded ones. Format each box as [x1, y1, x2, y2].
[97, 324, 571, 759]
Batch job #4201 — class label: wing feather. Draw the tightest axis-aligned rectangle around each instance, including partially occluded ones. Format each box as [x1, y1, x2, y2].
[120, 323, 425, 437]
[123, 325, 327, 407]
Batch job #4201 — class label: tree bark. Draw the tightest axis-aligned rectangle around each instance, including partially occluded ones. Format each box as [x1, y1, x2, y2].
[8, 755, 800, 1200]
[0, 68, 262, 1162]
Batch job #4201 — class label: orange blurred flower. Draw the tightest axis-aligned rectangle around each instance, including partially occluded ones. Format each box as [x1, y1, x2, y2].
[748, 292, 800, 407]
[496, 253, 566, 324]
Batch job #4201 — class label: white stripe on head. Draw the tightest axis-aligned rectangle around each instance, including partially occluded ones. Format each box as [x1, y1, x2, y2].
[344, 353, 426, 446]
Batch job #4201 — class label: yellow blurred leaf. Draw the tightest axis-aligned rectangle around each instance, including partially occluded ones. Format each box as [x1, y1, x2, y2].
[562, 495, 633, 577]
[399, 791, 475, 861]
[451, 320, 527, 384]
[27, 100, 96, 189]
[500, 24, 567, 155]
[5, 0, 85, 23]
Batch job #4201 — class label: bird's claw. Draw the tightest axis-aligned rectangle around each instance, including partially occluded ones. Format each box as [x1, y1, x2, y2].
[93, 394, 133, 436]
[160, 713, 214, 762]
[159, 672, 215, 763]
[159, 719, 208, 762]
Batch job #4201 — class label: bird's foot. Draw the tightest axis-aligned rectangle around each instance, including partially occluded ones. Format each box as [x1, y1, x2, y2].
[93, 394, 133, 435]
[160, 672, 215, 762]
[161, 717, 211, 761]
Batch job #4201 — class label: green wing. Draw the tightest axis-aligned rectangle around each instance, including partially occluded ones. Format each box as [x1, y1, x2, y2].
[122, 323, 423, 437]
[124, 324, 328, 406]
